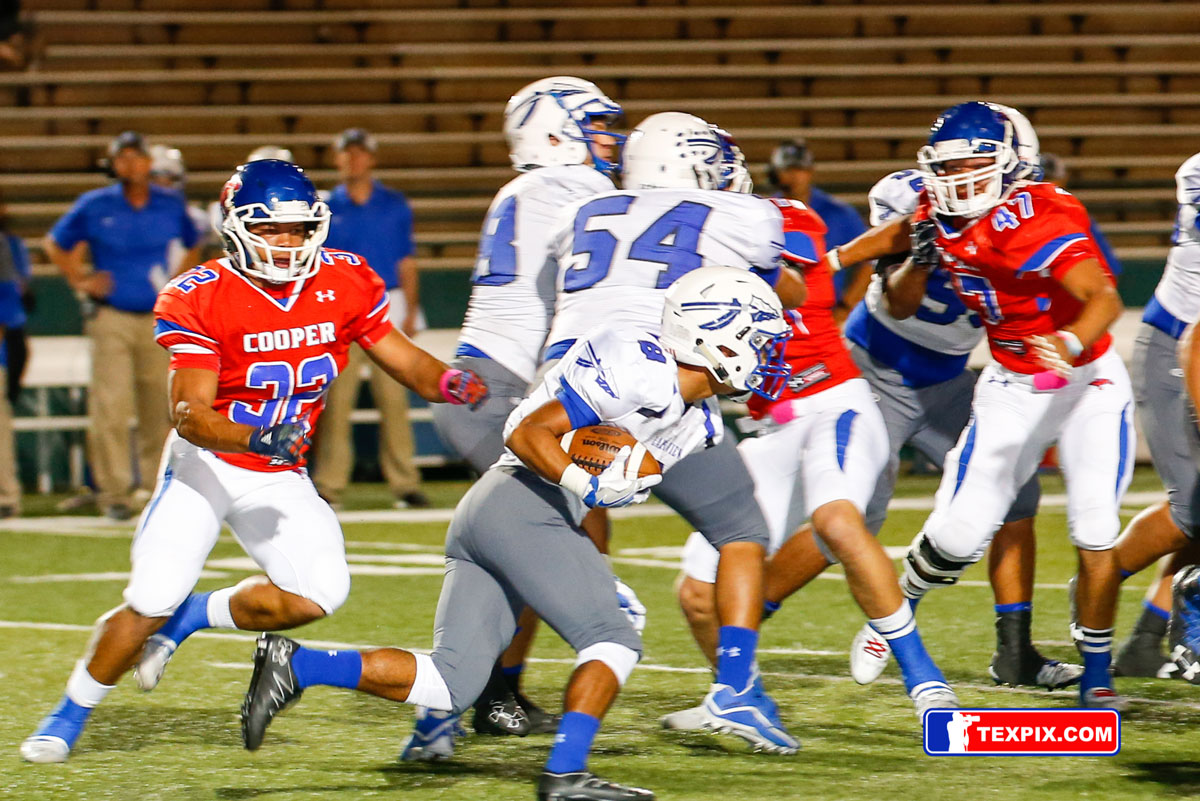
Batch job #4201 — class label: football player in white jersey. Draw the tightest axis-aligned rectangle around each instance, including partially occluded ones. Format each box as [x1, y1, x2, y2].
[238, 267, 794, 801]
[1105, 151, 1200, 676]
[430, 76, 624, 741]
[543, 112, 809, 753]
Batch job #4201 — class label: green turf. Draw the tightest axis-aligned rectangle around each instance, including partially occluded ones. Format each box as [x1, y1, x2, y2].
[2, 466, 1198, 800]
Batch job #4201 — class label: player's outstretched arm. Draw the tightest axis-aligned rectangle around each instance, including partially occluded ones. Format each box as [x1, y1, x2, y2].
[170, 367, 255, 453]
[364, 328, 487, 407]
[825, 215, 912, 273]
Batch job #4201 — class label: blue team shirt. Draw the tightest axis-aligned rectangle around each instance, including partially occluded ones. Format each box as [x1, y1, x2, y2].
[805, 186, 869, 302]
[325, 181, 415, 290]
[50, 184, 199, 313]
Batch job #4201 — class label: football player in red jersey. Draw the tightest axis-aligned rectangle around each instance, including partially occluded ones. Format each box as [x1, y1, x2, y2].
[20, 160, 487, 764]
[668, 196, 958, 723]
[847, 102, 1132, 709]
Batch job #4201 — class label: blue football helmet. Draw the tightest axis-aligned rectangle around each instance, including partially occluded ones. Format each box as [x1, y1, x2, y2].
[218, 159, 330, 283]
[712, 125, 753, 194]
[917, 101, 1040, 218]
[503, 76, 625, 176]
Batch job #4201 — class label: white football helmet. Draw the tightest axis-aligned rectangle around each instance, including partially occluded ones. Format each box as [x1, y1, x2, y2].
[503, 76, 624, 175]
[622, 112, 724, 191]
[712, 125, 753, 193]
[660, 265, 792, 400]
[247, 145, 295, 164]
[148, 144, 186, 190]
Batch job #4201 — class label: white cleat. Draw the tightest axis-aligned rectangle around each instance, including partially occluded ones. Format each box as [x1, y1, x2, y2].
[850, 624, 891, 684]
[19, 735, 70, 764]
[910, 682, 959, 720]
[399, 708, 463, 762]
[658, 705, 707, 732]
[134, 633, 178, 691]
[1082, 687, 1129, 711]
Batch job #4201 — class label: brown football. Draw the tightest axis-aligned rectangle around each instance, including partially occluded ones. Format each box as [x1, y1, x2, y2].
[560, 425, 661, 478]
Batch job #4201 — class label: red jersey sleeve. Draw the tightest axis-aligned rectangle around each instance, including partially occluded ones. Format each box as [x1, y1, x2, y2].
[345, 258, 395, 347]
[771, 198, 829, 267]
[154, 265, 222, 372]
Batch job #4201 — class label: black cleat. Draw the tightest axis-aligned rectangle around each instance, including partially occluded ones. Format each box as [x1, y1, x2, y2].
[537, 770, 655, 801]
[1114, 631, 1174, 678]
[989, 608, 1082, 689]
[514, 689, 561, 735]
[471, 694, 532, 737]
[241, 634, 304, 751]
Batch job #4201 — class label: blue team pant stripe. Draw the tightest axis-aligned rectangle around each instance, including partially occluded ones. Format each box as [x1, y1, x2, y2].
[1115, 402, 1130, 499]
[835, 409, 858, 471]
[953, 419, 978, 497]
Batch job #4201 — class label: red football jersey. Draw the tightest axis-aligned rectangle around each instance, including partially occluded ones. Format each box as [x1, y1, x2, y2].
[748, 198, 860, 419]
[914, 182, 1114, 374]
[154, 250, 394, 471]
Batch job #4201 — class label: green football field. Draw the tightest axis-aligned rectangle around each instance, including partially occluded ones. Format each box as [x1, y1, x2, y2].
[3, 467, 1199, 801]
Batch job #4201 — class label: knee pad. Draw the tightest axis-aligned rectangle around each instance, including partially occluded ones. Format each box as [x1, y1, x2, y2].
[123, 577, 190, 619]
[681, 531, 721, 584]
[1068, 506, 1121, 551]
[576, 642, 641, 687]
[902, 531, 976, 596]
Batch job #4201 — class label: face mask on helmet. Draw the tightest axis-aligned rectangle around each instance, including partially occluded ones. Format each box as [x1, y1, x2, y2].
[503, 76, 626, 176]
[622, 112, 725, 191]
[917, 101, 1038, 218]
[218, 159, 330, 284]
[712, 125, 753, 194]
[659, 265, 793, 401]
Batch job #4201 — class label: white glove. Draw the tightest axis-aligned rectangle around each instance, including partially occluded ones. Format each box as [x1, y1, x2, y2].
[1027, 334, 1074, 382]
[614, 576, 647, 634]
[560, 445, 662, 509]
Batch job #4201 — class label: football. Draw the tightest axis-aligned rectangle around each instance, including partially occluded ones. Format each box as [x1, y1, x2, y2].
[560, 425, 661, 478]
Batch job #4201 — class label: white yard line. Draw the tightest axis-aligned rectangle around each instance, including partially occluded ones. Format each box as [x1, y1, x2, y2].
[3, 618, 1197, 711]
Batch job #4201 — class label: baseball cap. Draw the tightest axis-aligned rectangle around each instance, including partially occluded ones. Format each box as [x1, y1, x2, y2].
[335, 128, 377, 153]
[108, 131, 148, 158]
[770, 139, 814, 173]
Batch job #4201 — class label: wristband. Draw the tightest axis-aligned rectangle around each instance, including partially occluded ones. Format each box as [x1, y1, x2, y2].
[438, 369, 464, 404]
[826, 248, 844, 273]
[558, 463, 594, 498]
[1056, 329, 1084, 358]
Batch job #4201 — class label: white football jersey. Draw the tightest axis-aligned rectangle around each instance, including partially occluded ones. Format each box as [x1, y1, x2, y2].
[497, 325, 722, 473]
[458, 165, 615, 382]
[859, 169, 984, 356]
[1150, 152, 1200, 326]
[543, 188, 784, 356]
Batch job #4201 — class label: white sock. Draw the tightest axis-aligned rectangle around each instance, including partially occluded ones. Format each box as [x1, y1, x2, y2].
[406, 653, 453, 712]
[206, 586, 238, 630]
[869, 601, 917, 641]
[65, 660, 114, 708]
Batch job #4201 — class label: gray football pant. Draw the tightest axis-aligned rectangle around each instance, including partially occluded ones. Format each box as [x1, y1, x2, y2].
[849, 343, 1040, 535]
[1133, 323, 1200, 536]
[432, 356, 527, 474]
[430, 466, 642, 714]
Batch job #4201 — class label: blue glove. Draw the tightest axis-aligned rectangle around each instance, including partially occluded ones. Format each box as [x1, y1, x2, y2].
[247, 423, 308, 466]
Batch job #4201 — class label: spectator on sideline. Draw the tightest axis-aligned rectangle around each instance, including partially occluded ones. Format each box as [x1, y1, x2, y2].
[0, 201, 26, 516]
[0, 198, 31, 407]
[45, 131, 200, 520]
[0, 1, 37, 71]
[769, 138, 870, 319]
[1041, 152, 1122, 275]
[313, 128, 428, 509]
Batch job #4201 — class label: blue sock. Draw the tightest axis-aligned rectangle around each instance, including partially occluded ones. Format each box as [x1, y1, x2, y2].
[1119, 569, 1134, 581]
[1081, 650, 1113, 689]
[994, 601, 1032, 614]
[291, 647, 363, 690]
[888, 629, 947, 692]
[906, 596, 921, 612]
[716, 626, 758, 692]
[501, 664, 524, 679]
[1144, 600, 1170, 621]
[156, 591, 213, 646]
[33, 697, 93, 748]
[545, 711, 600, 774]
[763, 599, 782, 620]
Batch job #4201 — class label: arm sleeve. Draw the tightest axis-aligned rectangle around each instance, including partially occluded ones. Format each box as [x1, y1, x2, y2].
[553, 337, 670, 428]
[48, 196, 89, 250]
[154, 284, 220, 372]
[1008, 216, 1099, 282]
[348, 264, 395, 347]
